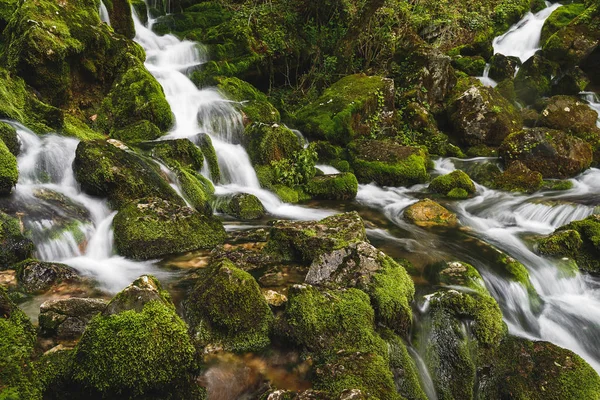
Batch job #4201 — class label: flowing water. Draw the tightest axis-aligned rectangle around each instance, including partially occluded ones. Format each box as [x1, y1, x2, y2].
[493, 1, 562, 63]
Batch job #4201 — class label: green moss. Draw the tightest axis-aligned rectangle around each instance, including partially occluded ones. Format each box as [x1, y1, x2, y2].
[0, 287, 39, 400]
[177, 168, 213, 215]
[72, 300, 196, 397]
[111, 120, 163, 143]
[282, 285, 387, 358]
[215, 193, 266, 220]
[148, 139, 204, 171]
[429, 170, 475, 197]
[541, 3, 587, 45]
[0, 211, 34, 269]
[62, 114, 105, 141]
[274, 185, 299, 203]
[244, 123, 302, 165]
[514, 54, 557, 104]
[305, 172, 358, 201]
[0, 121, 19, 156]
[494, 254, 542, 310]
[295, 74, 393, 144]
[494, 161, 543, 193]
[196, 134, 220, 183]
[452, 55, 486, 76]
[542, 179, 574, 191]
[216, 76, 280, 124]
[37, 348, 74, 399]
[447, 187, 469, 199]
[187, 259, 273, 352]
[113, 197, 226, 260]
[538, 229, 583, 259]
[103, 0, 135, 39]
[0, 139, 18, 195]
[73, 140, 182, 209]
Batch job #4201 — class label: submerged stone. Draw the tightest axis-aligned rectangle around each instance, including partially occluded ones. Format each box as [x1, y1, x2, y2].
[404, 199, 459, 228]
[39, 297, 107, 340]
[215, 192, 266, 220]
[16, 259, 80, 293]
[305, 172, 358, 201]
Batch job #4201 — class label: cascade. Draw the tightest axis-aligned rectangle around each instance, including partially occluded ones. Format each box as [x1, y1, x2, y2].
[99, 1, 111, 25]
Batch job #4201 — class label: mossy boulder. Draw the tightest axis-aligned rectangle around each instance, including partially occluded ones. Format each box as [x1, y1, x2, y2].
[0, 138, 18, 195]
[177, 168, 214, 215]
[404, 199, 459, 228]
[216, 76, 280, 124]
[306, 241, 415, 336]
[348, 140, 429, 187]
[480, 337, 600, 399]
[185, 259, 273, 352]
[264, 211, 367, 264]
[451, 55, 486, 76]
[514, 54, 557, 104]
[102, 0, 135, 39]
[71, 276, 196, 398]
[305, 172, 358, 201]
[537, 215, 600, 273]
[493, 161, 543, 193]
[449, 85, 522, 147]
[489, 53, 520, 82]
[215, 193, 266, 220]
[39, 297, 107, 340]
[113, 197, 226, 260]
[0, 211, 34, 270]
[110, 120, 163, 143]
[73, 140, 182, 209]
[0, 121, 19, 156]
[0, 287, 39, 400]
[552, 67, 591, 96]
[539, 95, 599, 135]
[16, 259, 79, 293]
[429, 170, 476, 197]
[244, 123, 303, 165]
[193, 133, 220, 183]
[541, 3, 588, 45]
[499, 128, 593, 178]
[295, 74, 395, 144]
[145, 138, 204, 171]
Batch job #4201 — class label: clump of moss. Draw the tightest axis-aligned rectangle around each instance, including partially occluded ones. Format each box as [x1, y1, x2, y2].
[71, 300, 196, 397]
[305, 172, 358, 200]
[452, 55, 486, 76]
[244, 123, 303, 166]
[194, 134, 220, 183]
[0, 211, 34, 269]
[0, 121, 19, 156]
[0, 139, 18, 195]
[113, 197, 226, 260]
[447, 187, 469, 199]
[177, 168, 214, 215]
[493, 161, 543, 193]
[186, 259, 273, 352]
[215, 193, 266, 220]
[73, 140, 182, 209]
[216, 76, 280, 124]
[111, 120, 163, 143]
[429, 170, 475, 197]
[147, 138, 204, 171]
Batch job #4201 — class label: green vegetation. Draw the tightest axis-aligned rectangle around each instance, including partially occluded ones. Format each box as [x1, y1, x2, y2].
[0, 211, 33, 269]
[429, 170, 476, 197]
[305, 172, 358, 200]
[215, 193, 266, 220]
[0, 139, 18, 195]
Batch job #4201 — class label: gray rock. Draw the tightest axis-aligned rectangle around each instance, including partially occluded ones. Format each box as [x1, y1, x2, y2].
[17, 260, 80, 293]
[39, 297, 107, 340]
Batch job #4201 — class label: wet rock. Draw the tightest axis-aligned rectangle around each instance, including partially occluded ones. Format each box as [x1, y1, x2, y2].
[143, 138, 205, 171]
[514, 54, 556, 104]
[186, 259, 273, 352]
[403, 199, 459, 228]
[103, 275, 169, 315]
[215, 193, 266, 220]
[489, 53, 520, 82]
[0, 211, 34, 270]
[192, 133, 221, 183]
[538, 95, 599, 135]
[552, 67, 591, 95]
[411, 49, 457, 111]
[306, 241, 415, 335]
[493, 161, 543, 193]
[264, 212, 367, 264]
[103, 0, 135, 39]
[263, 289, 287, 307]
[216, 76, 280, 125]
[73, 140, 182, 209]
[39, 297, 107, 340]
[449, 85, 522, 147]
[244, 123, 303, 166]
[16, 260, 80, 293]
[451, 55, 486, 76]
[305, 173, 358, 201]
[295, 74, 395, 144]
[499, 128, 593, 178]
[0, 121, 19, 156]
[113, 197, 226, 260]
[0, 139, 17, 195]
[349, 140, 429, 187]
[429, 170, 476, 197]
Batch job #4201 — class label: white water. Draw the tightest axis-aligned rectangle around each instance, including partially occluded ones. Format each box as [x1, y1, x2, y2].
[3, 122, 160, 293]
[582, 91, 600, 128]
[99, 1, 111, 25]
[131, 8, 334, 221]
[493, 2, 562, 63]
[477, 63, 498, 88]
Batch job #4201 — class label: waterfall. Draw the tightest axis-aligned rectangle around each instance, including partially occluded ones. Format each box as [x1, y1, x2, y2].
[99, 1, 111, 25]
[131, 7, 333, 221]
[492, 2, 562, 63]
[4, 122, 160, 293]
[477, 63, 498, 87]
[581, 91, 600, 128]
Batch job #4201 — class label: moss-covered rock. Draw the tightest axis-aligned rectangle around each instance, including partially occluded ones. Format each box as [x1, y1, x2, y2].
[429, 170, 476, 197]
[194, 133, 220, 183]
[0, 286, 39, 400]
[71, 276, 196, 398]
[186, 259, 273, 353]
[264, 211, 367, 264]
[215, 193, 266, 220]
[499, 128, 593, 179]
[349, 139, 429, 187]
[493, 160, 543, 193]
[244, 123, 303, 165]
[0, 121, 20, 156]
[103, 0, 135, 39]
[514, 54, 557, 104]
[305, 172, 358, 201]
[539, 95, 599, 135]
[451, 55, 486, 76]
[113, 197, 226, 260]
[16, 259, 79, 293]
[177, 167, 214, 215]
[306, 241, 415, 336]
[0, 211, 34, 270]
[489, 53, 520, 82]
[480, 337, 600, 399]
[404, 199, 459, 228]
[145, 138, 204, 171]
[39, 297, 107, 340]
[216, 76, 280, 124]
[295, 74, 395, 144]
[0, 138, 18, 195]
[537, 215, 600, 273]
[73, 140, 182, 209]
[449, 85, 522, 146]
[552, 66, 591, 96]
[110, 120, 163, 143]
[541, 3, 588, 46]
